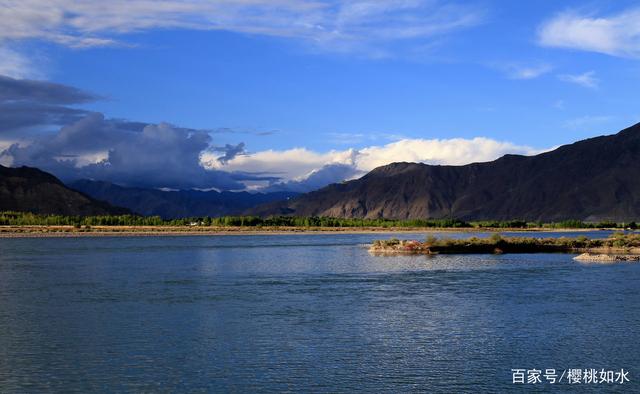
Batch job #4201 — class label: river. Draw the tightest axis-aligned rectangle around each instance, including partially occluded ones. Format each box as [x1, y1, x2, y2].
[0, 231, 637, 392]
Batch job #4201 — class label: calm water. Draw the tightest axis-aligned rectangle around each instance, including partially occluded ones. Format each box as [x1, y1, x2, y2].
[0, 231, 638, 392]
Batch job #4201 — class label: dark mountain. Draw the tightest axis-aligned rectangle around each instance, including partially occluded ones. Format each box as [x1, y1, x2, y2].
[0, 165, 129, 215]
[251, 123, 640, 222]
[69, 180, 298, 219]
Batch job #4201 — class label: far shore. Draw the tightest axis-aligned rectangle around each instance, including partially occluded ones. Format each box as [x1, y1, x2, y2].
[0, 225, 612, 238]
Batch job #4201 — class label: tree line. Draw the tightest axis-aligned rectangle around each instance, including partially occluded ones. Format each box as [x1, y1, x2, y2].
[0, 211, 636, 229]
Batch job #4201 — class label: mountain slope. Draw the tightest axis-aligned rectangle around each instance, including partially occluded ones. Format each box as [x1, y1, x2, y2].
[70, 180, 298, 219]
[0, 165, 129, 216]
[251, 123, 640, 222]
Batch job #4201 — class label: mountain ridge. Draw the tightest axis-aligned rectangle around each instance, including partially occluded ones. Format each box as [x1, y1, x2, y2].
[249, 122, 640, 221]
[69, 179, 298, 219]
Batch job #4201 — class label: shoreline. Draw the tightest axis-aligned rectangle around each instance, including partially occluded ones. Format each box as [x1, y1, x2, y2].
[0, 225, 609, 238]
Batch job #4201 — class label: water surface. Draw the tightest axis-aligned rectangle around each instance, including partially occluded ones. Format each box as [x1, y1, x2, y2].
[0, 231, 638, 392]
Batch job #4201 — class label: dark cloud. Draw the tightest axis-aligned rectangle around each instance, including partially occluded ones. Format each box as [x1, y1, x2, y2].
[210, 128, 279, 136]
[0, 75, 276, 190]
[213, 142, 246, 164]
[1, 113, 264, 190]
[0, 74, 99, 104]
[256, 130, 278, 136]
[0, 74, 98, 136]
[106, 119, 148, 132]
[227, 171, 281, 183]
[264, 163, 361, 193]
[0, 101, 91, 132]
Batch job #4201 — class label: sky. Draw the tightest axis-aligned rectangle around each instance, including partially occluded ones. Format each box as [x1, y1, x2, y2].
[1, 0, 640, 191]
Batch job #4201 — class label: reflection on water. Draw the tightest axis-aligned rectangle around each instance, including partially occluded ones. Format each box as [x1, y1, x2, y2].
[0, 232, 638, 392]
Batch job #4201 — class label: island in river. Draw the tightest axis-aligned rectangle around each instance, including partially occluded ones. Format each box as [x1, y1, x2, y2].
[369, 233, 640, 261]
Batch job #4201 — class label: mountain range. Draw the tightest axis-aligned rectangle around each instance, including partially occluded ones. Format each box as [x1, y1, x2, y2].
[2, 123, 640, 221]
[250, 122, 640, 222]
[0, 165, 129, 216]
[69, 180, 298, 219]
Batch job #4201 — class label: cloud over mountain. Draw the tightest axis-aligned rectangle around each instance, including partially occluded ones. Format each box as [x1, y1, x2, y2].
[1, 113, 255, 190]
[208, 137, 543, 192]
[0, 76, 258, 190]
[1, 74, 545, 193]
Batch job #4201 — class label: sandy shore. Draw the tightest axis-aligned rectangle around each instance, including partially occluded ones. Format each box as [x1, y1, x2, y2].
[0, 225, 606, 238]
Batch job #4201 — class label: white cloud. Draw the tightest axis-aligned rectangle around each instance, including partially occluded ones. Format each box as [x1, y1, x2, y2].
[538, 8, 640, 58]
[205, 136, 543, 190]
[558, 71, 599, 88]
[355, 137, 540, 169]
[0, 47, 41, 79]
[504, 63, 552, 80]
[202, 147, 358, 182]
[0, 0, 483, 75]
[0, 0, 483, 55]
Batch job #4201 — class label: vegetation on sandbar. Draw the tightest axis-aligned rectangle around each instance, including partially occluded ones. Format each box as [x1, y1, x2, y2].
[370, 233, 640, 255]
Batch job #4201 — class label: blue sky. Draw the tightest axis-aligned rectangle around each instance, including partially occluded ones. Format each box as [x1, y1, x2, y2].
[1, 0, 640, 191]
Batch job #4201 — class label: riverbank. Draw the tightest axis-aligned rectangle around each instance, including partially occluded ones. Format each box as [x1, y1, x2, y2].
[369, 234, 640, 257]
[0, 225, 611, 238]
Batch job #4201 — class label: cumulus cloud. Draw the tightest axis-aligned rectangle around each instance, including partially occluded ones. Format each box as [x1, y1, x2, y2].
[538, 8, 640, 58]
[0, 76, 264, 189]
[203, 147, 358, 185]
[0, 73, 547, 193]
[0, 75, 281, 190]
[208, 137, 543, 192]
[0, 73, 546, 194]
[558, 71, 599, 89]
[356, 137, 540, 168]
[0, 113, 260, 190]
